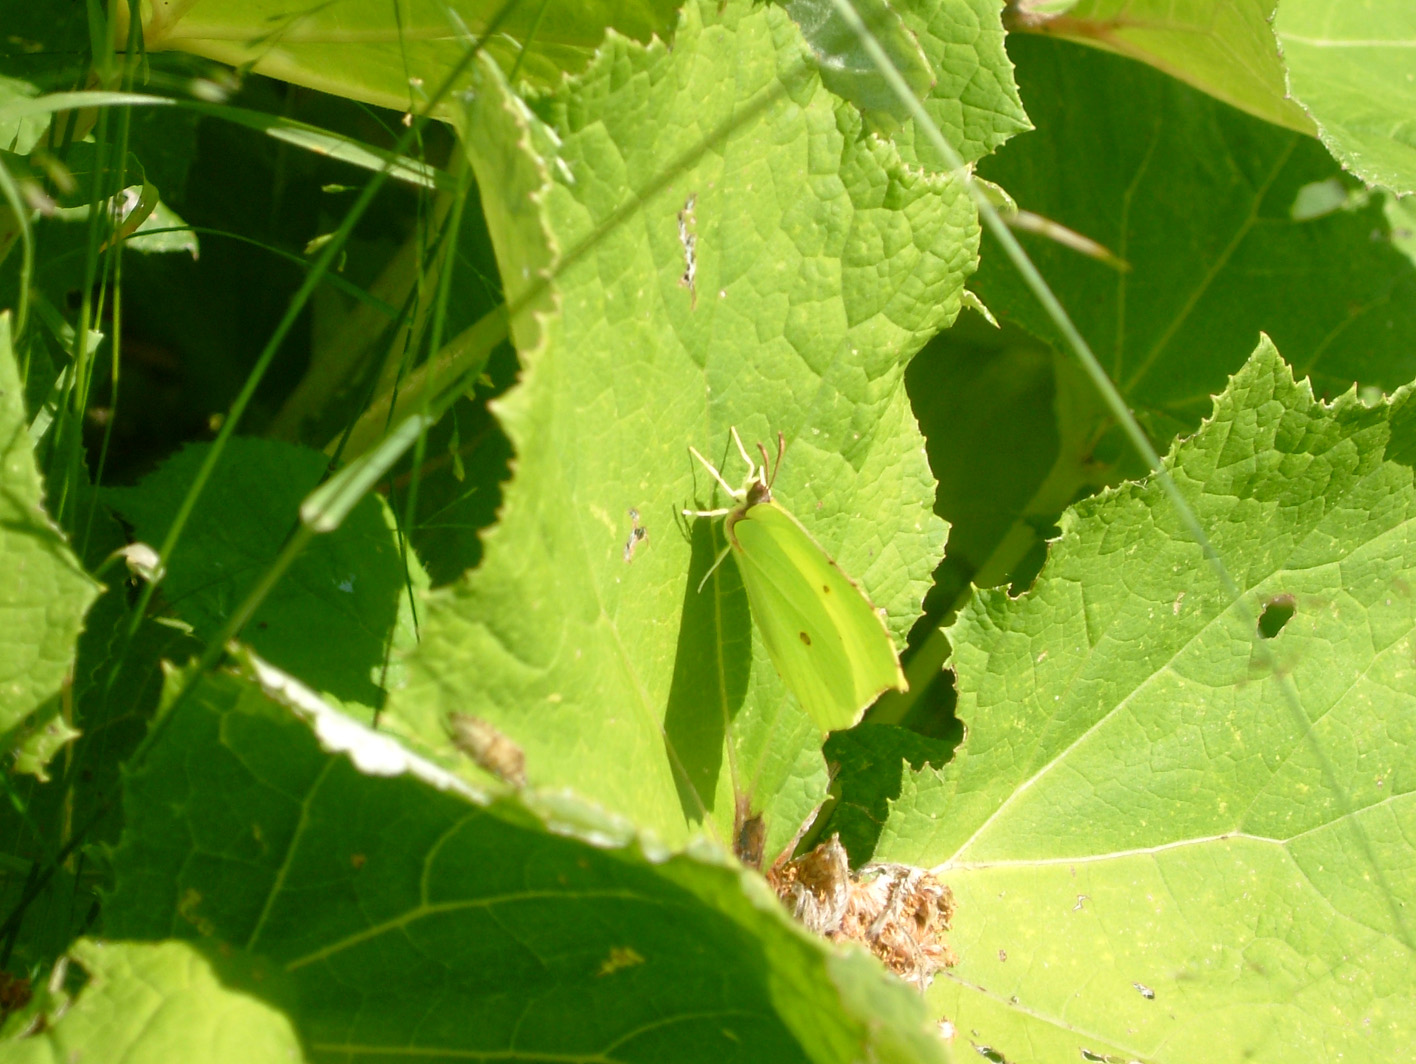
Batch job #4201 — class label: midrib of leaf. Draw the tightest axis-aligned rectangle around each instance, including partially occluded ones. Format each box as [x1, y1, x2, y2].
[245, 757, 336, 953]
[1121, 136, 1298, 394]
[1109, 113, 1156, 378]
[941, 584, 1227, 865]
[1278, 34, 1416, 49]
[944, 831, 1278, 872]
[282, 886, 658, 974]
[948, 490, 1415, 869]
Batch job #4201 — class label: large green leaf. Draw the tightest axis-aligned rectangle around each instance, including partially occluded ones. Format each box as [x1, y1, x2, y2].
[1017, 1, 1416, 192]
[384, 0, 975, 854]
[0, 312, 100, 775]
[973, 35, 1416, 438]
[6, 940, 303, 1063]
[1275, 0, 1416, 195]
[87, 655, 951, 1064]
[893, 0, 1032, 167]
[786, 0, 1030, 168]
[906, 324, 1062, 603]
[879, 340, 1416, 1062]
[103, 437, 426, 715]
[1027, 0, 1315, 133]
[0, 592, 198, 977]
[785, 0, 937, 135]
[121, 0, 682, 104]
[822, 723, 960, 863]
[929, 33, 1416, 599]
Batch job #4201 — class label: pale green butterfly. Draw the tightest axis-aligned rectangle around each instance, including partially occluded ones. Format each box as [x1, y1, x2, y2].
[683, 428, 907, 732]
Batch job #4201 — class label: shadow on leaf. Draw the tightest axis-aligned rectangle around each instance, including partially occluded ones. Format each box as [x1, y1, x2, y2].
[664, 516, 752, 827]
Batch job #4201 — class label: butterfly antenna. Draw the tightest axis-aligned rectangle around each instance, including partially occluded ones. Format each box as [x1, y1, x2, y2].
[758, 431, 785, 488]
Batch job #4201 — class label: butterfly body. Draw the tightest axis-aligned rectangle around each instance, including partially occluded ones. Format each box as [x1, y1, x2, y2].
[685, 429, 906, 732]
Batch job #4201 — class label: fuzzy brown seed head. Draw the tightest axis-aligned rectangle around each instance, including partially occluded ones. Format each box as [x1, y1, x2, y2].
[770, 834, 851, 936]
[768, 835, 956, 990]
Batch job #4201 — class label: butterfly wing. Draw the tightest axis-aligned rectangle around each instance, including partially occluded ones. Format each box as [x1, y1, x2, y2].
[731, 502, 906, 732]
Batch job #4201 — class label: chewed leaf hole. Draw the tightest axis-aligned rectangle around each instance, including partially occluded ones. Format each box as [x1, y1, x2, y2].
[1257, 593, 1297, 638]
[972, 1044, 1012, 1063]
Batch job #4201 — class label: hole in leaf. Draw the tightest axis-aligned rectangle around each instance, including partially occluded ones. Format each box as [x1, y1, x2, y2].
[972, 1044, 1012, 1063]
[1257, 593, 1297, 638]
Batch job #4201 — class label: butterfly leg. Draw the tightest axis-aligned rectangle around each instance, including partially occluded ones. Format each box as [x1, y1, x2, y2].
[695, 543, 733, 593]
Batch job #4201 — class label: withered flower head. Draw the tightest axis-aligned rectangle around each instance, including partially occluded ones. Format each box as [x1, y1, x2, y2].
[768, 834, 956, 990]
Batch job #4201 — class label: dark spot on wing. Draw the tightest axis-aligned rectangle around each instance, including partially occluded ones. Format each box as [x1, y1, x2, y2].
[799, 631, 811, 646]
[821, 584, 830, 593]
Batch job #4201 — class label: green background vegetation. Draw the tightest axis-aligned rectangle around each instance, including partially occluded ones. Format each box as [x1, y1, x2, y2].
[1, 1, 1413, 1060]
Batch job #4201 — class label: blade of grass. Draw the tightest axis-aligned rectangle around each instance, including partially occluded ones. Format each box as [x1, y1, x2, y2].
[121, 0, 522, 644]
